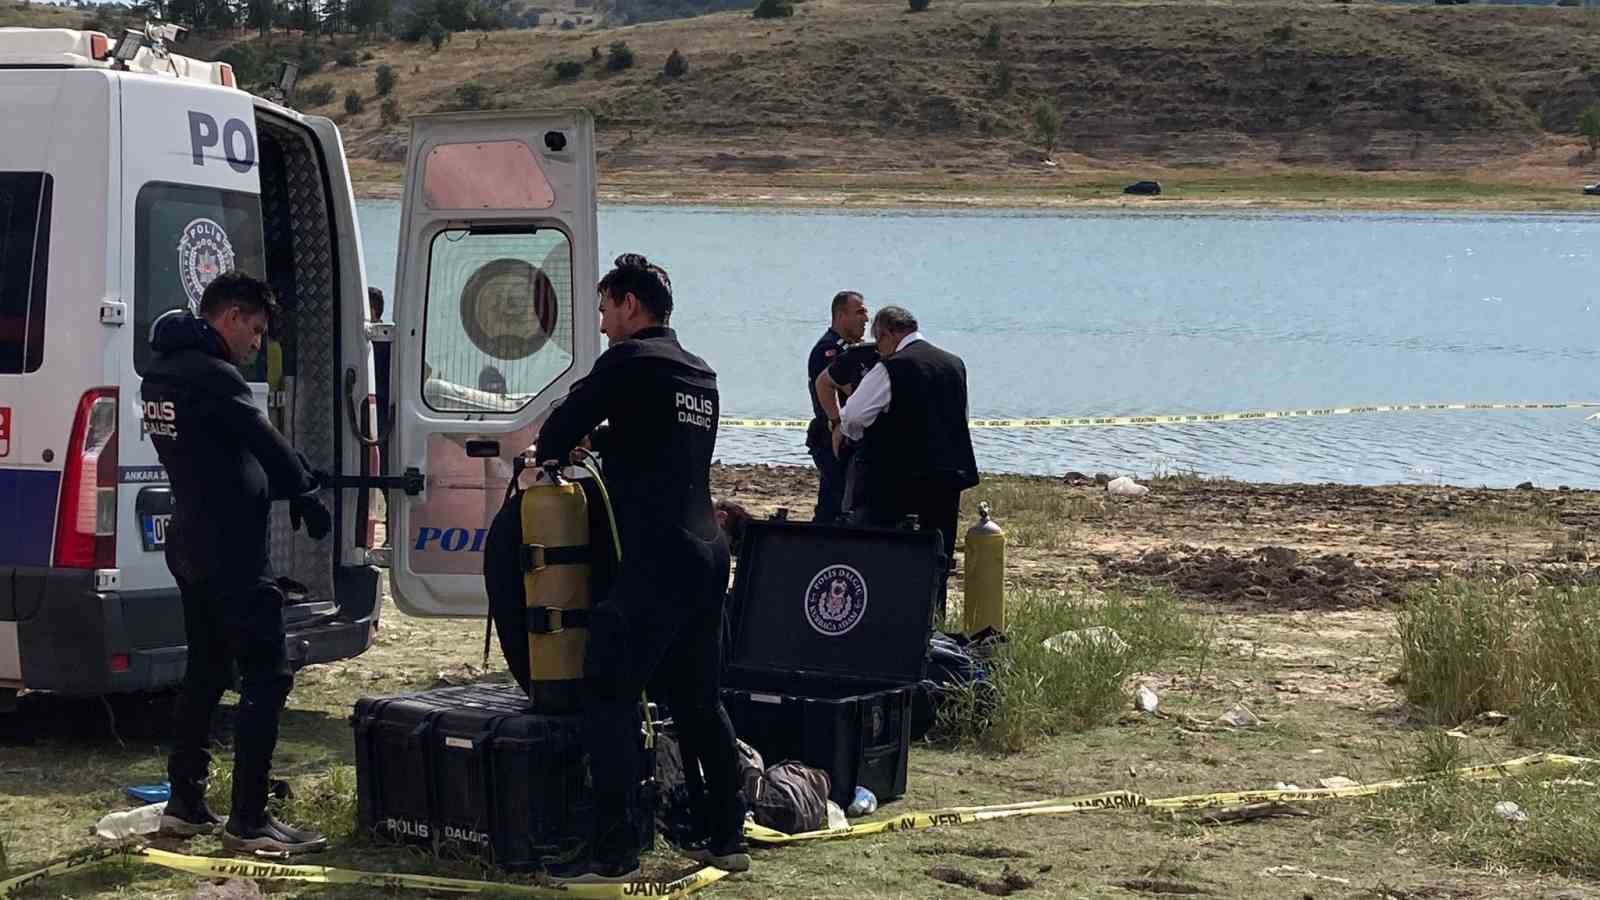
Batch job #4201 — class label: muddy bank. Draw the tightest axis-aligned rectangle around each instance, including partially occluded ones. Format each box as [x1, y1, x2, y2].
[710, 464, 1600, 610]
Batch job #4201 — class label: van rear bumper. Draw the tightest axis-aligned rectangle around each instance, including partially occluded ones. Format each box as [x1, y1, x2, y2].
[0, 566, 381, 695]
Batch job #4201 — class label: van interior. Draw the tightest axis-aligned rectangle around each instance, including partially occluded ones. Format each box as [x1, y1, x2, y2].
[254, 110, 366, 625]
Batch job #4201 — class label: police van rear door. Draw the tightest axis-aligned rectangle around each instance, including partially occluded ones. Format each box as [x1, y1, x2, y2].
[388, 110, 599, 618]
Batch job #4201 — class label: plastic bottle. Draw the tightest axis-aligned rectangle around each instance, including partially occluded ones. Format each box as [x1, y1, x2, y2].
[847, 786, 878, 817]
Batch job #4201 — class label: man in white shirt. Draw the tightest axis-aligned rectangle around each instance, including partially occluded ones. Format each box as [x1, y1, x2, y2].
[834, 306, 979, 623]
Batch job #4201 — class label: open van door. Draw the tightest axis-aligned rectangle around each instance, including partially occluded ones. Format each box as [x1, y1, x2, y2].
[388, 110, 600, 618]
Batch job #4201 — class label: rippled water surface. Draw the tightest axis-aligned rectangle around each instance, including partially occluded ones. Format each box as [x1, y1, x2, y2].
[358, 202, 1600, 488]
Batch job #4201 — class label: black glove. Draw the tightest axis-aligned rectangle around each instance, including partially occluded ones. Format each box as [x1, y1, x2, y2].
[290, 492, 332, 540]
[294, 451, 333, 491]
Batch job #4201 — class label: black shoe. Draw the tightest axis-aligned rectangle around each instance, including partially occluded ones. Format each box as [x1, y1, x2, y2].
[546, 857, 642, 885]
[220, 817, 327, 856]
[686, 836, 750, 873]
[159, 796, 224, 837]
[265, 815, 327, 850]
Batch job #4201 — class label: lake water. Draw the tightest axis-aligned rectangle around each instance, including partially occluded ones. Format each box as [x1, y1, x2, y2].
[356, 201, 1600, 489]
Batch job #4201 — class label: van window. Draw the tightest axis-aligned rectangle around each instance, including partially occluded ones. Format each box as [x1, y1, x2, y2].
[0, 172, 52, 374]
[422, 228, 576, 414]
[134, 183, 267, 379]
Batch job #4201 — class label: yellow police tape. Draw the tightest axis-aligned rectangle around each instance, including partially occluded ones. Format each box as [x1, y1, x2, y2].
[742, 752, 1599, 845]
[4, 753, 1594, 895]
[719, 401, 1600, 431]
[0, 844, 727, 898]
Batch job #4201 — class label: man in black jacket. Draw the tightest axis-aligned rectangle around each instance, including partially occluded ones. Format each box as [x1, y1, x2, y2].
[834, 305, 979, 624]
[534, 254, 747, 883]
[804, 291, 868, 523]
[139, 272, 332, 855]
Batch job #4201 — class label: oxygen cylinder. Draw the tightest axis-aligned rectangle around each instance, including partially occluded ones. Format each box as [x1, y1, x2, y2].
[521, 475, 592, 712]
[963, 502, 1005, 636]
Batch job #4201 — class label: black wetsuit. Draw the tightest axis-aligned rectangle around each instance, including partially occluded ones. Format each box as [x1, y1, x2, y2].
[535, 324, 742, 864]
[139, 309, 323, 826]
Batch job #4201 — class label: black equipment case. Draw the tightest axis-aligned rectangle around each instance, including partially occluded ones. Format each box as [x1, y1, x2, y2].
[351, 683, 654, 871]
[721, 516, 944, 808]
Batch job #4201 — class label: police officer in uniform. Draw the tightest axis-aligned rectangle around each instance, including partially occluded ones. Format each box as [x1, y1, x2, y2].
[805, 291, 868, 523]
[140, 272, 332, 855]
[535, 254, 748, 883]
[835, 305, 979, 624]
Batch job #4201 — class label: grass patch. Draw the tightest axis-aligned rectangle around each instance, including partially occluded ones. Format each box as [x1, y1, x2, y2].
[1350, 732, 1600, 881]
[1397, 577, 1600, 737]
[1455, 496, 1560, 530]
[936, 584, 1212, 753]
[961, 478, 1100, 552]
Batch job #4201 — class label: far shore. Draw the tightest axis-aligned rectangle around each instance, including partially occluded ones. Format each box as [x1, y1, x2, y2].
[347, 162, 1600, 213]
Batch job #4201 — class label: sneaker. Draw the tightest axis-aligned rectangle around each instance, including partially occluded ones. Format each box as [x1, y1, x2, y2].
[220, 817, 327, 856]
[158, 797, 223, 837]
[685, 837, 750, 873]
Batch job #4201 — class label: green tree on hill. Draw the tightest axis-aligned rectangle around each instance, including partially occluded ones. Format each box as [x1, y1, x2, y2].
[607, 40, 635, 72]
[1033, 97, 1061, 156]
[375, 64, 397, 95]
[752, 0, 793, 19]
[664, 48, 688, 78]
[1581, 104, 1600, 157]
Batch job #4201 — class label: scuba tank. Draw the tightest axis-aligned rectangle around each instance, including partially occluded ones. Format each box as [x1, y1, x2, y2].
[521, 461, 592, 711]
[962, 502, 1005, 636]
[483, 456, 617, 711]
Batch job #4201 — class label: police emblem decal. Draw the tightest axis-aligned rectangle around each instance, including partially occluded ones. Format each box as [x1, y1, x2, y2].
[177, 218, 236, 312]
[803, 565, 868, 637]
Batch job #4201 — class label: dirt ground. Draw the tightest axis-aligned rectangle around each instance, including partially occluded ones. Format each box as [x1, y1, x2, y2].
[1, 466, 1597, 898]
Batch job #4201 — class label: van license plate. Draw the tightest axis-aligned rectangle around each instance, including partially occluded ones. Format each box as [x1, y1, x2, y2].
[141, 514, 171, 551]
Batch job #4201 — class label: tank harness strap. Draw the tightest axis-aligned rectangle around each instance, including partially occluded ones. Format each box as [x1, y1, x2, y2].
[519, 543, 590, 572]
[526, 606, 591, 634]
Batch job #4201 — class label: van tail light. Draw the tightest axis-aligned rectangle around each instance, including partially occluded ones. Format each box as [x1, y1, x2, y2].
[54, 388, 118, 570]
[88, 33, 109, 61]
[217, 62, 236, 88]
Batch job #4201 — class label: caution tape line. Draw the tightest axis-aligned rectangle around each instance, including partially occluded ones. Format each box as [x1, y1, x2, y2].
[0, 844, 727, 899]
[743, 752, 1599, 845]
[719, 401, 1600, 430]
[6, 753, 1594, 893]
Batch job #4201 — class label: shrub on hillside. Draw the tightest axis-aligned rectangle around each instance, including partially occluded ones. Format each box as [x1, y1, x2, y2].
[298, 43, 325, 75]
[606, 40, 635, 72]
[380, 97, 403, 126]
[1032, 97, 1061, 155]
[1581, 104, 1600, 155]
[455, 81, 487, 109]
[556, 60, 584, 80]
[992, 60, 1012, 96]
[664, 48, 688, 78]
[375, 64, 397, 96]
[909, 0, 931, 10]
[297, 82, 337, 108]
[752, 0, 793, 19]
[336, 49, 357, 67]
[344, 91, 363, 114]
[981, 22, 1000, 51]
[428, 20, 449, 51]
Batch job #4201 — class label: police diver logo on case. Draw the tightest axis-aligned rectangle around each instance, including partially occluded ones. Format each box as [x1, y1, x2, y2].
[804, 565, 868, 637]
[177, 218, 236, 311]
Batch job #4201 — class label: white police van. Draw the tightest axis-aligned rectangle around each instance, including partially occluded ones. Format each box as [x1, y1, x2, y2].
[0, 23, 601, 708]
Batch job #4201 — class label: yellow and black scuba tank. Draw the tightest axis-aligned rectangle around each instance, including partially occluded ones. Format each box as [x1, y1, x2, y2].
[483, 457, 617, 711]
